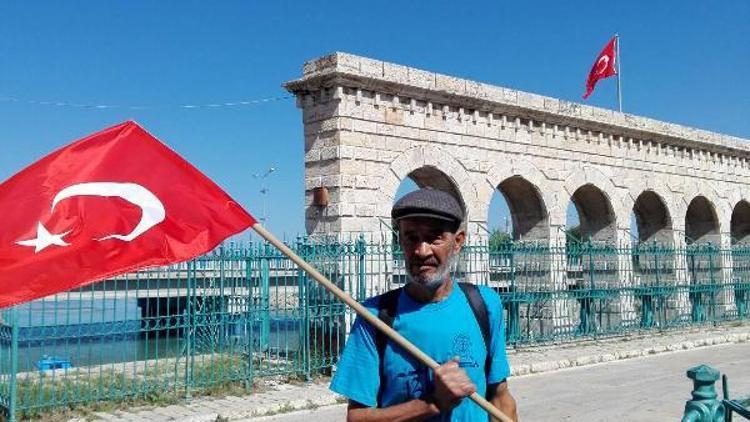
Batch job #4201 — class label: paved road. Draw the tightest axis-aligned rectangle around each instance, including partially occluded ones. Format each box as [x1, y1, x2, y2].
[248, 342, 750, 421]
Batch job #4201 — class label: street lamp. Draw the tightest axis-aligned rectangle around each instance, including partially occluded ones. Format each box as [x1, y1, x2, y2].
[254, 166, 276, 225]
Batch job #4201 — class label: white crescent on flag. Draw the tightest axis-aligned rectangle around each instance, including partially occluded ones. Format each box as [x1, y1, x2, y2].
[596, 56, 610, 75]
[17, 182, 166, 252]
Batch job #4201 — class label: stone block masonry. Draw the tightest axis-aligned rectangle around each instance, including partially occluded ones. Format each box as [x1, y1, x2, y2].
[285, 52, 750, 326]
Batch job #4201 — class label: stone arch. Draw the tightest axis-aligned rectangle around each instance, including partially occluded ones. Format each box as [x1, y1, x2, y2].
[678, 182, 728, 245]
[685, 196, 720, 244]
[731, 200, 750, 245]
[725, 187, 750, 213]
[621, 178, 676, 244]
[632, 190, 674, 244]
[484, 158, 553, 241]
[563, 166, 626, 242]
[723, 187, 750, 245]
[378, 144, 478, 225]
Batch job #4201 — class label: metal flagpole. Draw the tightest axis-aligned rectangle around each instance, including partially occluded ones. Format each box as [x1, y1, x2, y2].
[615, 34, 623, 112]
[251, 223, 513, 422]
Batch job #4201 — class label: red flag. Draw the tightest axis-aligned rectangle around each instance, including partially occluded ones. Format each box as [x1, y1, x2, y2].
[583, 36, 618, 99]
[0, 121, 256, 308]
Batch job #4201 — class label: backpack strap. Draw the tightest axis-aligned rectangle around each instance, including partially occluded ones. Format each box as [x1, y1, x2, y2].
[374, 288, 402, 407]
[457, 282, 492, 377]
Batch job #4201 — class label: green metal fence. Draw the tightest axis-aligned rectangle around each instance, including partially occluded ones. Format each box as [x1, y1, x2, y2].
[1, 236, 749, 420]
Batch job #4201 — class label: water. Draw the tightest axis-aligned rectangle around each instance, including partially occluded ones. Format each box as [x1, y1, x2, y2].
[5, 296, 339, 374]
[12, 320, 303, 373]
[16, 335, 184, 373]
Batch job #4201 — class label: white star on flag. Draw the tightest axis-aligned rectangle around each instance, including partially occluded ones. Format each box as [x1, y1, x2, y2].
[17, 223, 71, 253]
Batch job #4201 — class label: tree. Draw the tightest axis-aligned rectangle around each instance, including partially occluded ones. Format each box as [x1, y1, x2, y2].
[566, 225, 582, 243]
[489, 229, 512, 251]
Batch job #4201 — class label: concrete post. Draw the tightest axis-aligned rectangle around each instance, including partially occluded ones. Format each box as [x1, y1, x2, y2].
[720, 232, 737, 316]
[617, 228, 637, 326]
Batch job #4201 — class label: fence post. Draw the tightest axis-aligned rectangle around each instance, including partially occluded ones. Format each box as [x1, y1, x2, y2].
[639, 244, 655, 328]
[577, 242, 595, 335]
[506, 243, 520, 342]
[244, 252, 254, 390]
[641, 292, 654, 328]
[184, 259, 196, 400]
[296, 237, 311, 381]
[681, 364, 725, 422]
[8, 308, 18, 422]
[260, 243, 271, 352]
[356, 235, 366, 302]
[690, 249, 705, 323]
[708, 246, 718, 321]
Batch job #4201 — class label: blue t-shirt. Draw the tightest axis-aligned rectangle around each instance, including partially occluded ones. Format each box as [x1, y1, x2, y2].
[330, 282, 511, 421]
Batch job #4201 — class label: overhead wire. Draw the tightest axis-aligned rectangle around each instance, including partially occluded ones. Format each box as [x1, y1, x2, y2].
[0, 93, 294, 111]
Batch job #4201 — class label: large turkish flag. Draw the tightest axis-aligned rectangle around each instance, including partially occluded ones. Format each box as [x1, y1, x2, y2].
[0, 121, 256, 308]
[583, 36, 618, 99]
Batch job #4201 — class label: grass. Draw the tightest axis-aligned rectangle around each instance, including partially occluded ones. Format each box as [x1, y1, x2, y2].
[12, 354, 245, 421]
[8, 352, 333, 421]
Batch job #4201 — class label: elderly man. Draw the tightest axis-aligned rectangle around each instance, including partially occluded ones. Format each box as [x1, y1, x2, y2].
[331, 188, 518, 421]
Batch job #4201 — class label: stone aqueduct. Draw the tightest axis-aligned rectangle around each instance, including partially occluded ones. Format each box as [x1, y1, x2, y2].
[285, 52, 750, 250]
[284, 52, 750, 328]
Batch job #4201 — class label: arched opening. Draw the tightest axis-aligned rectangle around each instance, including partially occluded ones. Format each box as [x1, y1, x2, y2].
[393, 166, 466, 222]
[630, 191, 675, 302]
[487, 191, 512, 245]
[684, 196, 721, 322]
[632, 191, 673, 244]
[491, 176, 548, 242]
[731, 201, 750, 245]
[568, 184, 616, 243]
[685, 196, 719, 245]
[395, 166, 465, 214]
[565, 184, 619, 334]
[391, 166, 466, 284]
[487, 177, 549, 340]
[487, 178, 549, 283]
[393, 166, 466, 235]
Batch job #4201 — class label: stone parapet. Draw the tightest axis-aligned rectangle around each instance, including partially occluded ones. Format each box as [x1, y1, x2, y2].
[286, 52, 749, 159]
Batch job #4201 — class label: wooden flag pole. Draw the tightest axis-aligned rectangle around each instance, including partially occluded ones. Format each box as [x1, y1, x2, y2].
[252, 223, 512, 422]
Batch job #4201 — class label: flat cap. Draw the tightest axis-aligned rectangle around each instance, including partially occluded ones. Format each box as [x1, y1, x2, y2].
[391, 188, 464, 225]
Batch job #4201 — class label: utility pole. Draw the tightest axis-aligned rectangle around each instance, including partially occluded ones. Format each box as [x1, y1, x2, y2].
[254, 166, 276, 225]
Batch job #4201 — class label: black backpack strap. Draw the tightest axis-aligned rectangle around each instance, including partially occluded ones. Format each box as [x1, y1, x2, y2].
[458, 282, 492, 377]
[374, 288, 402, 407]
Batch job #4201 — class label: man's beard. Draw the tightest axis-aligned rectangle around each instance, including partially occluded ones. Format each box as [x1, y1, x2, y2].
[406, 250, 459, 293]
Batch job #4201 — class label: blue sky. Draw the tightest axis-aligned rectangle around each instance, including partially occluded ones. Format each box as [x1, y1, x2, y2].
[1, 1, 748, 238]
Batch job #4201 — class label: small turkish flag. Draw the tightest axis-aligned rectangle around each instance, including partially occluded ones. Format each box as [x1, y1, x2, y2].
[0, 121, 256, 308]
[583, 36, 618, 99]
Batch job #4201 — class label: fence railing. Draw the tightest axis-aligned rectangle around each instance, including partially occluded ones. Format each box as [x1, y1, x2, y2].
[1, 236, 750, 420]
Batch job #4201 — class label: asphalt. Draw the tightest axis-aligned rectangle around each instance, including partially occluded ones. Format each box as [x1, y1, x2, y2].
[244, 341, 750, 421]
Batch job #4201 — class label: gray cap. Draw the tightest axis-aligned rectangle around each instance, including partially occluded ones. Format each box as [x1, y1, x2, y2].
[391, 188, 464, 225]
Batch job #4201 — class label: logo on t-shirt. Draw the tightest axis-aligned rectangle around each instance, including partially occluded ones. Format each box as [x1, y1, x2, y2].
[452, 333, 479, 368]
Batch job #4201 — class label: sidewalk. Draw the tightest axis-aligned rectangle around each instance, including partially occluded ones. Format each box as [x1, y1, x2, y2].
[70, 323, 750, 421]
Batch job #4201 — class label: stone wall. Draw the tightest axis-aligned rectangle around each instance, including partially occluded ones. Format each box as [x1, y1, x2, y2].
[286, 52, 750, 249]
[285, 52, 750, 322]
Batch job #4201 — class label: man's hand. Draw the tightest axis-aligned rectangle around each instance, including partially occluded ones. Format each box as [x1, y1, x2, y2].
[431, 356, 476, 412]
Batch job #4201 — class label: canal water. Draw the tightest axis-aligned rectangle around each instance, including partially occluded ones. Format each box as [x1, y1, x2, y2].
[7, 298, 305, 373]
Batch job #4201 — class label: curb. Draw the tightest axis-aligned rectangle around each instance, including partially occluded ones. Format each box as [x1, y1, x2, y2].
[240, 395, 343, 419]
[510, 331, 750, 377]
